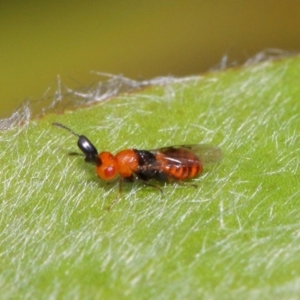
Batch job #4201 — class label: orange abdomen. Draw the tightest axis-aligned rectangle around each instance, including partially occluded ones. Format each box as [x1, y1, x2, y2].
[156, 149, 203, 180]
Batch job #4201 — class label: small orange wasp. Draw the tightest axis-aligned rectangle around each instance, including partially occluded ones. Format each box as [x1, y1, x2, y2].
[53, 122, 222, 203]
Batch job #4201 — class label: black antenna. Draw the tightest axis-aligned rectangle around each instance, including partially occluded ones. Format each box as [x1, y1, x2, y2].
[52, 122, 80, 138]
[52, 122, 101, 166]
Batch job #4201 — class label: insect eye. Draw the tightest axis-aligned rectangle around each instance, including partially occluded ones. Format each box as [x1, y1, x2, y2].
[96, 152, 118, 181]
[104, 166, 116, 179]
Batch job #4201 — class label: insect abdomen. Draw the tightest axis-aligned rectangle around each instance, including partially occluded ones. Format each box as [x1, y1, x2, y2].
[165, 163, 201, 180]
[157, 148, 203, 180]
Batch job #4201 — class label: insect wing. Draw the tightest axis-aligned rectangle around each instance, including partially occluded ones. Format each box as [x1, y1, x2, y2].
[144, 144, 222, 176]
[174, 144, 222, 165]
[150, 144, 222, 168]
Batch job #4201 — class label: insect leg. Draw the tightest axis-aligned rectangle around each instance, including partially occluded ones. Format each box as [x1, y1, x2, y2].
[106, 178, 123, 211]
[163, 173, 198, 189]
[132, 173, 164, 194]
[174, 180, 198, 189]
[140, 181, 163, 194]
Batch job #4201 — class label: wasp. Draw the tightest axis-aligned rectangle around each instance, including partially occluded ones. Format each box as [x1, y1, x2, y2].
[52, 122, 222, 207]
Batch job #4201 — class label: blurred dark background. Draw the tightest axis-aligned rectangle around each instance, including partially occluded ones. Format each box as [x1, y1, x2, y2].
[1, 1, 300, 117]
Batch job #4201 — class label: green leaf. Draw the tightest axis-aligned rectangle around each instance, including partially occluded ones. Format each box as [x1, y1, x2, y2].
[1, 56, 299, 299]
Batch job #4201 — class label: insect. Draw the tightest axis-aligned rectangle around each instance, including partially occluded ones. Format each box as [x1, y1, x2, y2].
[52, 122, 222, 207]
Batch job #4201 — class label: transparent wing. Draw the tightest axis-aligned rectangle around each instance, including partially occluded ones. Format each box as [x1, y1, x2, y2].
[149, 144, 222, 168]
[174, 144, 222, 165]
